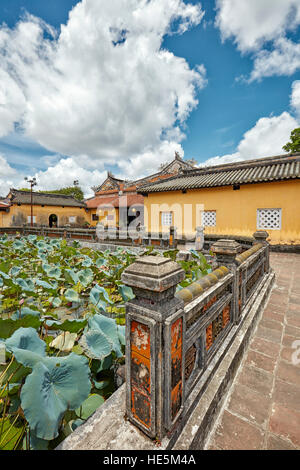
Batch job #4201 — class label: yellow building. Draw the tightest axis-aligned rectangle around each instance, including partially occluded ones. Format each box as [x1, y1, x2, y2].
[139, 153, 300, 245]
[0, 189, 89, 228]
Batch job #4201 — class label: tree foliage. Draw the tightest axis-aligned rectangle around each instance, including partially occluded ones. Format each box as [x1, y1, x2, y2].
[17, 186, 84, 201]
[282, 127, 300, 154]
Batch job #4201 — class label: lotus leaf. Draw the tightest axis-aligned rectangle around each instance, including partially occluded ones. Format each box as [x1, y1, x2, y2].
[82, 256, 92, 267]
[14, 278, 35, 292]
[49, 332, 77, 352]
[64, 269, 79, 285]
[64, 288, 79, 303]
[96, 257, 107, 268]
[79, 330, 112, 360]
[0, 417, 24, 450]
[5, 327, 46, 358]
[11, 307, 40, 320]
[0, 317, 41, 339]
[77, 268, 93, 287]
[20, 353, 91, 440]
[75, 393, 104, 420]
[47, 267, 61, 279]
[118, 284, 135, 302]
[88, 314, 123, 358]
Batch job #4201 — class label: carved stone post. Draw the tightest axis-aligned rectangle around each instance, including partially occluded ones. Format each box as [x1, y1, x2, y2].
[195, 226, 204, 251]
[253, 231, 269, 272]
[121, 256, 185, 440]
[211, 239, 242, 324]
[169, 225, 177, 249]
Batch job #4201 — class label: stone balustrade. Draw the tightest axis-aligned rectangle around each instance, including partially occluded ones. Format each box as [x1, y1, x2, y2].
[121, 231, 271, 441]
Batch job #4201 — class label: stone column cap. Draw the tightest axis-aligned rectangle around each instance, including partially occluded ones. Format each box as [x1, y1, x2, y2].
[121, 255, 185, 292]
[253, 230, 269, 240]
[211, 239, 242, 255]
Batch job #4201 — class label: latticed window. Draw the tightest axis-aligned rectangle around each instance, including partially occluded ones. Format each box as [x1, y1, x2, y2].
[161, 211, 173, 226]
[257, 208, 281, 230]
[202, 211, 216, 227]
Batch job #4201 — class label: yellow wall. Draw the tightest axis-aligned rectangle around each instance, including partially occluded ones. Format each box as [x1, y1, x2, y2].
[144, 179, 300, 245]
[88, 208, 119, 227]
[1, 204, 90, 228]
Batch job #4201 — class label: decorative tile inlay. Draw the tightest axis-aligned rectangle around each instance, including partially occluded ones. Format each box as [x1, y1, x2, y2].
[170, 317, 183, 421]
[130, 321, 151, 428]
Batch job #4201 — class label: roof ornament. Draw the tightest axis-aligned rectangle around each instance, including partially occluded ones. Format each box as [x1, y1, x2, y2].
[175, 151, 181, 161]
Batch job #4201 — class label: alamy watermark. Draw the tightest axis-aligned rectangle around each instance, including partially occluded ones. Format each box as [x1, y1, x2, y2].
[95, 198, 205, 241]
[291, 340, 300, 366]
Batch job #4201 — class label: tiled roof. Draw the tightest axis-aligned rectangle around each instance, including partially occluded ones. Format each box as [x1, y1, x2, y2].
[138, 154, 300, 194]
[9, 190, 86, 208]
[86, 193, 144, 209]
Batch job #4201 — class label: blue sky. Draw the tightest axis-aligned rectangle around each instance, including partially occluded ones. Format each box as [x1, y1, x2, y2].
[0, 0, 299, 196]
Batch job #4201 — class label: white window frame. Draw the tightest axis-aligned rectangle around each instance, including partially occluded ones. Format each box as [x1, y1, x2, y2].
[27, 216, 36, 223]
[257, 208, 282, 230]
[202, 210, 216, 227]
[161, 211, 173, 227]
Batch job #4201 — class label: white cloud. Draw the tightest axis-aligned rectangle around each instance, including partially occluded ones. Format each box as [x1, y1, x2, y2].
[215, 0, 300, 53]
[250, 37, 300, 81]
[0, 155, 18, 196]
[31, 158, 107, 199]
[0, 0, 206, 167]
[199, 152, 242, 167]
[215, 0, 300, 80]
[201, 111, 299, 167]
[117, 140, 184, 180]
[291, 80, 300, 118]
[237, 112, 298, 158]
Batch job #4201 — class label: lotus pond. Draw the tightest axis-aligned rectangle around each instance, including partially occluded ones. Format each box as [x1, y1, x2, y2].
[0, 234, 211, 450]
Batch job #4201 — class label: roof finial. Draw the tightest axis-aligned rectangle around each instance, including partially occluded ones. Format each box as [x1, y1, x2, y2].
[175, 151, 181, 161]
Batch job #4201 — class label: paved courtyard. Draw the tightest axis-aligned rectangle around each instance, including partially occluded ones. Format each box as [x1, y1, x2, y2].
[206, 252, 300, 450]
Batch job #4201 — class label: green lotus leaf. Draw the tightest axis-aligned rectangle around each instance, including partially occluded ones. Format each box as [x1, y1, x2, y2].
[64, 269, 79, 285]
[88, 314, 123, 358]
[93, 380, 110, 390]
[11, 307, 41, 320]
[77, 268, 93, 287]
[118, 284, 135, 302]
[0, 317, 41, 339]
[64, 288, 79, 303]
[90, 285, 112, 308]
[0, 383, 20, 397]
[51, 297, 62, 308]
[117, 325, 126, 346]
[20, 353, 91, 440]
[0, 270, 10, 279]
[75, 393, 104, 420]
[12, 240, 25, 250]
[62, 418, 84, 438]
[35, 279, 54, 290]
[96, 257, 107, 268]
[82, 256, 92, 267]
[10, 266, 22, 277]
[14, 278, 35, 292]
[23, 431, 49, 450]
[5, 327, 46, 358]
[79, 330, 112, 360]
[0, 417, 24, 450]
[45, 318, 87, 333]
[27, 235, 37, 242]
[47, 267, 61, 279]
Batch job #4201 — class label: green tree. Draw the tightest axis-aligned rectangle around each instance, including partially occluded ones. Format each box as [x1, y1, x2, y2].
[17, 186, 85, 201]
[282, 127, 300, 153]
[45, 186, 84, 201]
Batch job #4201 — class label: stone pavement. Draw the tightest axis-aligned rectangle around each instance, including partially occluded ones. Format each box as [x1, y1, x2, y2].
[205, 252, 300, 450]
